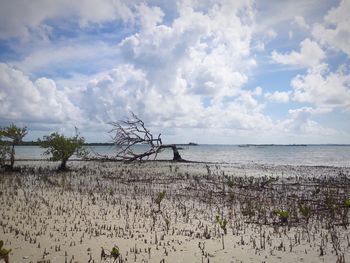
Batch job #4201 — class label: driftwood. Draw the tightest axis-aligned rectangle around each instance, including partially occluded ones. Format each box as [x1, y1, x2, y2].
[109, 113, 184, 162]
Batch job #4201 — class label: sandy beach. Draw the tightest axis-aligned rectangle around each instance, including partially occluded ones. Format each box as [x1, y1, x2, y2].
[1, 160, 349, 262]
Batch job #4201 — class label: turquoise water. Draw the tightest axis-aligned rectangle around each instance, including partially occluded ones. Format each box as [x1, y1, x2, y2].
[14, 145, 350, 167]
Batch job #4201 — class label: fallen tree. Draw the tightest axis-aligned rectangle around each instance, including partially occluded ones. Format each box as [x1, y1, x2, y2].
[109, 113, 184, 162]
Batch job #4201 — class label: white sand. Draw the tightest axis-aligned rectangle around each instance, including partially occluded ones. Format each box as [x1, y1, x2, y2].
[0, 160, 349, 262]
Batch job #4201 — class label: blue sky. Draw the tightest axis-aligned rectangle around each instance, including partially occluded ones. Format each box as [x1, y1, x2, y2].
[0, 0, 349, 144]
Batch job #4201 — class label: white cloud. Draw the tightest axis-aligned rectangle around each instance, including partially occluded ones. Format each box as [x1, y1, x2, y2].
[1, 0, 348, 143]
[265, 91, 290, 103]
[254, 0, 333, 33]
[77, 64, 272, 131]
[312, 0, 350, 57]
[266, 29, 277, 39]
[271, 38, 325, 68]
[119, 0, 256, 102]
[0, 0, 135, 39]
[0, 61, 271, 134]
[137, 3, 164, 32]
[1, 1, 273, 136]
[278, 107, 336, 135]
[291, 65, 350, 111]
[293, 15, 310, 30]
[254, 86, 263, 96]
[0, 63, 82, 124]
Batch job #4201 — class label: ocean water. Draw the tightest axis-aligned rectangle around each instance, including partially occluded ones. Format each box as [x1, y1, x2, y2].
[14, 145, 350, 167]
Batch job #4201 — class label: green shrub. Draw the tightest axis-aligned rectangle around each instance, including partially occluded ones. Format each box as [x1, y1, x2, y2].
[39, 130, 88, 170]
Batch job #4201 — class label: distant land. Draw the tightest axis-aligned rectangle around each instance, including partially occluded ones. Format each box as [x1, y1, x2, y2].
[15, 141, 114, 146]
[10, 141, 199, 146]
[238, 144, 350, 147]
[238, 144, 307, 147]
[6, 141, 350, 146]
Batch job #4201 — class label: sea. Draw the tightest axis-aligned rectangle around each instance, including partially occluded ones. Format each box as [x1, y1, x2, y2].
[14, 145, 350, 167]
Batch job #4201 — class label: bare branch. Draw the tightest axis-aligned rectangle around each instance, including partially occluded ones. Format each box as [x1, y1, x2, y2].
[108, 113, 184, 162]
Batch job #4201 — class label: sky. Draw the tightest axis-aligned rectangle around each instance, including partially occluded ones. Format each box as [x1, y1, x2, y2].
[0, 0, 349, 144]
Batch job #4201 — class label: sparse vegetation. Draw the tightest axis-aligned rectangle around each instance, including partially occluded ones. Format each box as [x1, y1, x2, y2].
[38, 129, 88, 170]
[155, 190, 166, 211]
[110, 246, 120, 262]
[273, 209, 290, 224]
[0, 161, 349, 262]
[0, 124, 27, 170]
[0, 240, 11, 263]
[215, 215, 228, 249]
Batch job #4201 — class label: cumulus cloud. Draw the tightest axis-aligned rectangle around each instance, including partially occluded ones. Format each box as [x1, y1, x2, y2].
[1, 0, 348, 143]
[291, 65, 350, 111]
[0, 63, 272, 137]
[0, 63, 82, 124]
[77, 64, 271, 131]
[119, 1, 256, 101]
[265, 91, 290, 103]
[1, 0, 272, 136]
[271, 38, 325, 68]
[279, 107, 336, 135]
[312, 0, 350, 57]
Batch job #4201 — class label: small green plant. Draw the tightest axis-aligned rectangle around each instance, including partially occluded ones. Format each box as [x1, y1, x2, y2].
[344, 199, 350, 208]
[155, 191, 166, 211]
[299, 205, 312, 220]
[0, 240, 11, 263]
[215, 215, 228, 234]
[110, 246, 120, 261]
[226, 179, 234, 188]
[215, 215, 228, 249]
[273, 209, 289, 224]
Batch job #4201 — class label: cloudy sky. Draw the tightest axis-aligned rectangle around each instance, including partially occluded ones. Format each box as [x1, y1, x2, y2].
[0, 0, 349, 144]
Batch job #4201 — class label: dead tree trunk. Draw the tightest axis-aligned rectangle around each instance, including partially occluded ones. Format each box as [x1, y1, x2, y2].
[159, 144, 183, 161]
[109, 113, 185, 162]
[171, 145, 182, 161]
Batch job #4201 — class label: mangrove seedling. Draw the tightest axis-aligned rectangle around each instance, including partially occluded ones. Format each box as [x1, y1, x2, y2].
[299, 205, 312, 222]
[165, 218, 170, 233]
[226, 179, 234, 188]
[0, 240, 11, 263]
[155, 191, 166, 211]
[344, 199, 350, 208]
[110, 246, 120, 262]
[258, 207, 267, 224]
[215, 215, 228, 249]
[273, 209, 289, 224]
[101, 247, 107, 261]
[215, 215, 228, 234]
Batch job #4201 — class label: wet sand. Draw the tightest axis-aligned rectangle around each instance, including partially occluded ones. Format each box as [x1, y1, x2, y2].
[1, 160, 349, 262]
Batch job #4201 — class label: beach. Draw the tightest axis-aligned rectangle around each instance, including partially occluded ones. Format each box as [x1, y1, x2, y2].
[1, 160, 349, 262]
